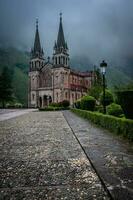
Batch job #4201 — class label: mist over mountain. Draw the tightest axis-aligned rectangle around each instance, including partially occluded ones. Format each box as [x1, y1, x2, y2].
[0, 0, 133, 73]
[0, 47, 132, 105]
[0, 0, 133, 105]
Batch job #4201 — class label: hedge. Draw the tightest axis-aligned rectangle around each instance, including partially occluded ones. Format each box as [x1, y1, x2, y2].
[116, 90, 133, 119]
[50, 100, 70, 108]
[71, 108, 133, 141]
[39, 106, 69, 111]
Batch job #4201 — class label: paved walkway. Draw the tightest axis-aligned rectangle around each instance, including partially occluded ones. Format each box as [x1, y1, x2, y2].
[63, 111, 133, 200]
[0, 111, 109, 199]
[0, 110, 132, 199]
[0, 109, 37, 121]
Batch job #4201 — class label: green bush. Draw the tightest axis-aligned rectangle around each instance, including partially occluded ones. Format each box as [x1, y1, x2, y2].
[49, 102, 61, 107]
[100, 90, 114, 106]
[6, 102, 23, 108]
[39, 106, 69, 111]
[6, 103, 15, 108]
[71, 108, 133, 141]
[75, 99, 81, 109]
[107, 103, 124, 117]
[50, 100, 70, 108]
[14, 103, 23, 108]
[88, 85, 102, 100]
[80, 95, 96, 111]
[116, 90, 133, 119]
[60, 100, 70, 108]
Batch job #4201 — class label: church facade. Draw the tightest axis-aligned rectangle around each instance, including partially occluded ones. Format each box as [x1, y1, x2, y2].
[28, 14, 95, 108]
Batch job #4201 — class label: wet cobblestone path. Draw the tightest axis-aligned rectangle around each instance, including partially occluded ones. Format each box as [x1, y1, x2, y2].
[0, 111, 110, 200]
[63, 111, 133, 200]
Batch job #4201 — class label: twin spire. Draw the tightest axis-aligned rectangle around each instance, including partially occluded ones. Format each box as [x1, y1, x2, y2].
[31, 13, 68, 59]
[55, 13, 68, 51]
[31, 19, 44, 59]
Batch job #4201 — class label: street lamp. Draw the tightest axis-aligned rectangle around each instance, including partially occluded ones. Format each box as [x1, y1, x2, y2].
[100, 60, 107, 114]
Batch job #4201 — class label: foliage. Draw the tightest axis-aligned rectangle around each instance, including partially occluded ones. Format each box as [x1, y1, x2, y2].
[95, 105, 104, 113]
[12, 67, 28, 106]
[49, 102, 61, 107]
[106, 67, 132, 88]
[39, 106, 69, 111]
[75, 99, 81, 109]
[93, 67, 103, 86]
[71, 108, 133, 141]
[88, 68, 102, 100]
[100, 89, 114, 106]
[80, 95, 96, 111]
[0, 48, 29, 106]
[116, 90, 133, 119]
[106, 103, 124, 117]
[6, 102, 23, 108]
[0, 67, 13, 107]
[50, 100, 70, 108]
[14, 103, 23, 108]
[114, 82, 133, 91]
[88, 85, 102, 100]
[60, 100, 70, 108]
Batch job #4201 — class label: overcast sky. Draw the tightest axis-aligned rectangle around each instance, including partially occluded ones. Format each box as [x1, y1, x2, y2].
[0, 0, 133, 67]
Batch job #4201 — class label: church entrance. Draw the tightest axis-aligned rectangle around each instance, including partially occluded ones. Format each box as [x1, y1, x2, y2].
[39, 97, 42, 108]
[43, 95, 52, 107]
[43, 95, 47, 107]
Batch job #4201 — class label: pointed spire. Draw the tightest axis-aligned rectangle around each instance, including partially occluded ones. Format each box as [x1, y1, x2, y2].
[57, 13, 66, 49]
[32, 19, 44, 58]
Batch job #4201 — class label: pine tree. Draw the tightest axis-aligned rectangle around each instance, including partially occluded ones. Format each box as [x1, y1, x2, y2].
[0, 67, 13, 108]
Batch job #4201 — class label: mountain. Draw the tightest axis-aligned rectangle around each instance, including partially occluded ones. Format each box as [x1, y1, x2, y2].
[0, 47, 29, 106]
[71, 56, 132, 87]
[0, 47, 132, 106]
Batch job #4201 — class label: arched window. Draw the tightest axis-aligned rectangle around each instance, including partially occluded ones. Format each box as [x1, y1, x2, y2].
[63, 57, 65, 65]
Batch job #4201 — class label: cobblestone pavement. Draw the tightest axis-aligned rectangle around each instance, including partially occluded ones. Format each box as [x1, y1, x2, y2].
[0, 109, 37, 121]
[0, 111, 110, 199]
[63, 111, 133, 200]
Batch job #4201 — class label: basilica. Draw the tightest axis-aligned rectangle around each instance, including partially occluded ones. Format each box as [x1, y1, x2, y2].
[28, 14, 95, 108]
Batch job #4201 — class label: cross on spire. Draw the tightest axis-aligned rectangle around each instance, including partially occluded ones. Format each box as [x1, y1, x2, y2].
[60, 12, 62, 21]
[31, 18, 44, 58]
[36, 18, 38, 29]
[56, 12, 66, 50]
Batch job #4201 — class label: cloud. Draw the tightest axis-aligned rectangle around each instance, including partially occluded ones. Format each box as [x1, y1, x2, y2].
[0, 0, 133, 68]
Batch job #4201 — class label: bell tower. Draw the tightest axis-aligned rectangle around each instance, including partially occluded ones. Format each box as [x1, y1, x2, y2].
[53, 13, 69, 68]
[28, 19, 45, 108]
[30, 19, 45, 71]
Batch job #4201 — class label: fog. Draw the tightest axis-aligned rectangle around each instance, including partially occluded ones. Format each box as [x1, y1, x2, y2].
[0, 0, 133, 67]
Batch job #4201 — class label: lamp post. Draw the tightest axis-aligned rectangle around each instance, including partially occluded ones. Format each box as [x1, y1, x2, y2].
[100, 60, 107, 114]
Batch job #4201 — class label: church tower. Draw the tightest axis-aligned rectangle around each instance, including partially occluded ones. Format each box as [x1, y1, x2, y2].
[53, 13, 69, 68]
[28, 19, 45, 108]
[30, 19, 45, 71]
[52, 14, 70, 103]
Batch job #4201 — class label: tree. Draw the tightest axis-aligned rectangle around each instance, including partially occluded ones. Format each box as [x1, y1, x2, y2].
[88, 67, 103, 100]
[0, 67, 13, 108]
[93, 67, 103, 86]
